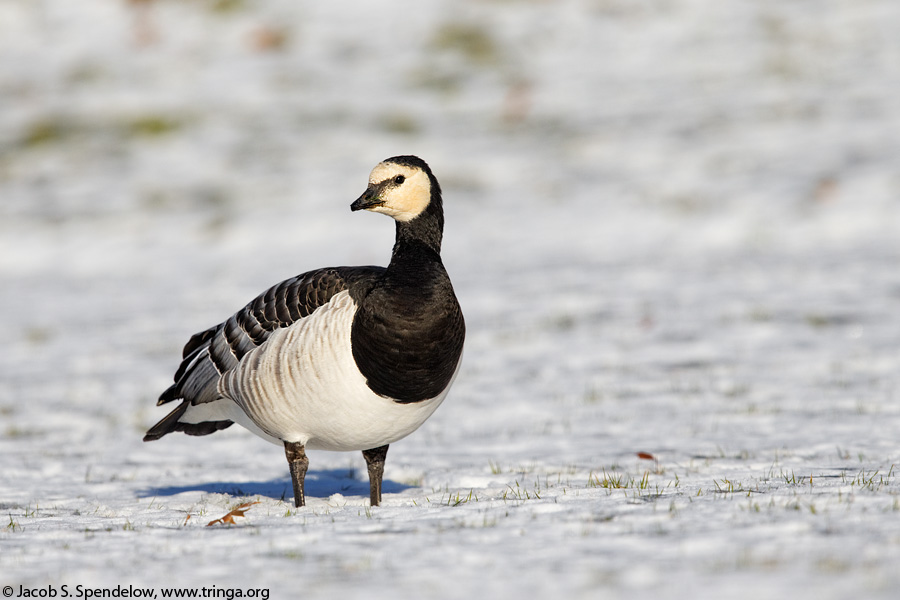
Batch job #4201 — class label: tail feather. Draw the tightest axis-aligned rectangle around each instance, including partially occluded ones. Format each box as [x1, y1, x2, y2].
[143, 400, 234, 441]
[143, 401, 190, 441]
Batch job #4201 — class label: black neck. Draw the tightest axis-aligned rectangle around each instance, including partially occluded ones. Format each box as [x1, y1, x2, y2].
[395, 213, 442, 253]
[390, 187, 445, 262]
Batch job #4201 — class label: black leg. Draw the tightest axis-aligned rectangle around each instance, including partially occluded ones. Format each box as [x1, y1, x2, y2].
[284, 441, 309, 508]
[362, 444, 389, 507]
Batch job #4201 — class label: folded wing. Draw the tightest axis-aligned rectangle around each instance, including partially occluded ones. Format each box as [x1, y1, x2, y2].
[144, 266, 382, 441]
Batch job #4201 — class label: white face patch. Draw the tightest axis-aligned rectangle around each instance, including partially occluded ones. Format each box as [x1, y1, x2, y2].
[366, 162, 431, 222]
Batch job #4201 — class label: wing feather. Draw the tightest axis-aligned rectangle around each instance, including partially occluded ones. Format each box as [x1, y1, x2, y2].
[146, 266, 383, 440]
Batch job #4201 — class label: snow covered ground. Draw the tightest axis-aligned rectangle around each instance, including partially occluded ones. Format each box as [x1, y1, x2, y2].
[2, 0, 899, 598]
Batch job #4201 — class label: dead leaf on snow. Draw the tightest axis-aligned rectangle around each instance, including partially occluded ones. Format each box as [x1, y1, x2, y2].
[206, 502, 259, 527]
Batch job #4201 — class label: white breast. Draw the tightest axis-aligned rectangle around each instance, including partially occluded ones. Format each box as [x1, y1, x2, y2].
[215, 290, 457, 451]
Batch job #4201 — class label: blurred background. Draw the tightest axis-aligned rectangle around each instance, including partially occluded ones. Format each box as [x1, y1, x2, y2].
[1, 0, 898, 476]
[2, 1, 900, 595]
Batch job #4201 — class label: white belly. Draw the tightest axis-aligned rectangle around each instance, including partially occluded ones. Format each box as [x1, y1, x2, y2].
[209, 290, 457, 451]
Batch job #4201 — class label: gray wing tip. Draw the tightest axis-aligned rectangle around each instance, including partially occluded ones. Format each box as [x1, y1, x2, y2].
[157, 384, 179, 406]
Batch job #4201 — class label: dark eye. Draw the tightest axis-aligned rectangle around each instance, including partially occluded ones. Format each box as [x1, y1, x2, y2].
[393, 175, 405, 185]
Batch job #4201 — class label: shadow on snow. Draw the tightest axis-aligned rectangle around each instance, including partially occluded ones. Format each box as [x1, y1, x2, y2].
[138, 469, 413, 502]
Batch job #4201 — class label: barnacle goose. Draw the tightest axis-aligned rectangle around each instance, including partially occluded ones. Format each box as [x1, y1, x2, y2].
[144, 155, 465, 507]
